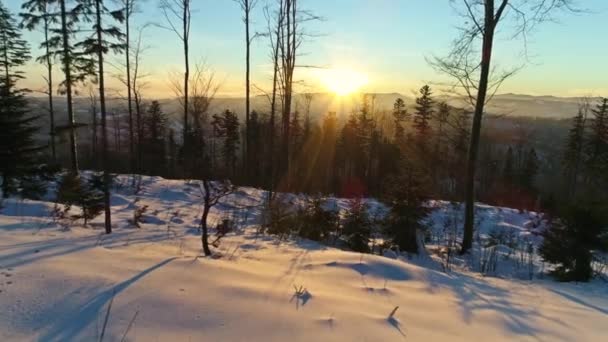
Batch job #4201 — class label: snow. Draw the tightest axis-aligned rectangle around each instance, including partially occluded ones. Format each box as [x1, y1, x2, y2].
[0, 175, 607, 341]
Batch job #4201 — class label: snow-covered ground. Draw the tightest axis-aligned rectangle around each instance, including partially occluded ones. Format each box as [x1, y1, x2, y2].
[0, 175, 606, 341]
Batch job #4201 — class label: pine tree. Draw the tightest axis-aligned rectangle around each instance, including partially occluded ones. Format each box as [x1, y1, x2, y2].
[540, 204, 607, 282]
[383, 160, 430, 254]
[79, 0, 125, 234]
[562, 108, 586, 197]
[212, 110, 240, 177]
[392, 98, 408, 144]
[55, 0, 96, 172]
[142, 100, 167, 175]
[413, 85, 434, 151]
[520, 148, 539, 191]
[0, 3, 42, 197]
[585, 98, 608, 185]
[342, 197, 372, 253]
[21, 0, 60, 162]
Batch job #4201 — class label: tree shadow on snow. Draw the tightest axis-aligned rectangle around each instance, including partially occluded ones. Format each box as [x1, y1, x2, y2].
[37, 257, 177, 341]
[548, 287, 608, 316]
[422, 269, 574, 341]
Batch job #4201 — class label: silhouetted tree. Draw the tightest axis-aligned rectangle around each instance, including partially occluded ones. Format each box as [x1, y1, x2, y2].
[431, 0, 577, 254]
[562, 105, 587, 197]
[21, 0, 59, 162]
[342, 197, 372, 252]
[0, 3, 42, 197]
[80, 0, 126, 234]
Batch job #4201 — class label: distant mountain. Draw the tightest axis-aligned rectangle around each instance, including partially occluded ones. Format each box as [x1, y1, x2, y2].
[26, 92, 598, 131]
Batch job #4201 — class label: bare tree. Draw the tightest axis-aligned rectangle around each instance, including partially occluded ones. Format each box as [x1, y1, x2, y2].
[199, 180, 235, 256]
[234, 0, 259, 176]
[159, 0, 191, 144]
[120, 0, 140, 173]
[430, 0, 578, 254]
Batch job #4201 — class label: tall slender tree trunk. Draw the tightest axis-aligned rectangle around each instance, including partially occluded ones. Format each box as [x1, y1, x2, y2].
[462, 0, 497, 254]
[201, 179, 212, 256]
[59, 0, 79, 172]
[43, 13, 56, 163]
[95, 0, 112, 234]
[135, 91, 142, 172]
[125, 2, 135, 173]
[267, 2, 282, 204]
[244, 0, 251, 180]
[182, 1, 190, 145]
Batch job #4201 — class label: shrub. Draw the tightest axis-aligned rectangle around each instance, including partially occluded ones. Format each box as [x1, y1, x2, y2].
[382, 161, 430, 254]
[539, 204, 608, 281]
[341, 198, 372, 252]
[296, 196, 339, 242]
[56, 172, 105, 226]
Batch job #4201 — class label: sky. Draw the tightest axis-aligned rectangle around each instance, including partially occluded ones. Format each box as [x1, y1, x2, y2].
[7, 0, 608, 98]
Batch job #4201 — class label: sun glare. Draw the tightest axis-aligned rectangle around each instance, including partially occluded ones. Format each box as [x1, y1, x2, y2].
[320, 68, 368, 96]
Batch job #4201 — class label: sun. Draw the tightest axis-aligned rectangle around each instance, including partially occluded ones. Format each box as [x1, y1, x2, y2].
[319, 68, 368, 96]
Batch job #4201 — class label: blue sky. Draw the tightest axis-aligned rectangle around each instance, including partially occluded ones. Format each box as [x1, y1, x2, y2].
[8, 0, 608, 97]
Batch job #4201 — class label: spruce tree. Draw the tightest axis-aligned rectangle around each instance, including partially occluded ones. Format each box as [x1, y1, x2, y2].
[562, 108, 586, 197]
[392, 98, 408, 145]
[540, 204, 607, 282]
[520, 148, 539, 191]
[79, 0, 125, 234]
[0, 2, 42, 197]
[142, 100, 167, 175]
[383, 160, 430, 254]
[585, 98, 608, 185]
[503, 146, 515, 185]
[413, 85, 434, 151]
[55, 0, 96, 172]
[21, 0, 60, 162]
[342, 197, 372, 253]
[212, 110, 240, 178]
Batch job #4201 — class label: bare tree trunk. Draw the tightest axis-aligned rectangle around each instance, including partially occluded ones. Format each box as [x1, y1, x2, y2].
[462, 0, 497, 254]
[267, 0, 283, 204]
[201, 179, 212, 256]
[125, 1, 135, 173]
[244, 0, 251, 180]
[95, 0, 112, 234]
[59, 0, 79, 173]
[183, 1, 190, 144]
[43, 12, 56, 163]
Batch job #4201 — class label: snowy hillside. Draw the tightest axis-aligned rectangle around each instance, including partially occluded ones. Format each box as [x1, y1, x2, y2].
[0, 175, 606, 341]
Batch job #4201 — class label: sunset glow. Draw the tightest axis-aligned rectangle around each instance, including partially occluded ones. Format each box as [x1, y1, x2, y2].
[319, 68, 368, 96]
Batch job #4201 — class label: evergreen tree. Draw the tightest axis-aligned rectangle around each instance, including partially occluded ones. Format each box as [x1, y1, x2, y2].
[342, 197, 372, 252]
[79, 0, 125, 234]
[0, 3, 42, 197]
[392, 98, 408, 144]
[21, 0, 60, 162]
[413, 85, 434, 151]
[520, 148, 539, 191]
[290, 110, 303, 159]
[56, 172, 104, 225]
[562, 108, 586, 197]
[54, 0, 96, 172]
[585, 98, 608, 185]
[212, 110, 240, 177]
[540, 204, 607, 282]
[142, 100, 167, 175]
[383, 161, 430, 254]
[296, 195, 338, 242]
